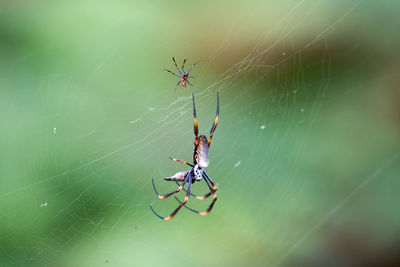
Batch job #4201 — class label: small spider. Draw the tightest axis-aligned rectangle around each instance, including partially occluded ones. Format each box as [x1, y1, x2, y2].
[150, 92, 220, 221]
[164, 57, 198, 94]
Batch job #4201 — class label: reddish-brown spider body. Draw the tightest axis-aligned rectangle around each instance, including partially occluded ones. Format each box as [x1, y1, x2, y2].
[164, 57, 198, 94]
[181, 73, 188, 87]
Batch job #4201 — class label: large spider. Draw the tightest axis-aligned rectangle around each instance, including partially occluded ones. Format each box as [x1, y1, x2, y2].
[164, 57, 198, 94]
[150, 92, 219, 221]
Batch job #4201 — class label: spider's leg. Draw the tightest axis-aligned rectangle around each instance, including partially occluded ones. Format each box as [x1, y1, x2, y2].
[208, 91, 219, 147]
[182, 59, 187, 73]
[175, 175, 217, 216]
[172, 57, 182, 74]
[188, 75, 196, 79]
[151, 175, 188, 199]
[192, 93, 199, 140]
[203, 171, 218, 191]
[174, 80, 181, 96]
[164, 69, 181, 77]
[150, 174, 193, 221]
[187, 80, 194, 87]
[187, 61, 199, 75]
[169, 157, 194, 167]
[168, 158, 209, 199]
[175, 172, 217, 199]
[175, 181, 212, 200]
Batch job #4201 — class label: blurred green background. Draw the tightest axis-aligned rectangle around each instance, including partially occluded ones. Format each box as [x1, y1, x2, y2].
[1, 0, 399, 266]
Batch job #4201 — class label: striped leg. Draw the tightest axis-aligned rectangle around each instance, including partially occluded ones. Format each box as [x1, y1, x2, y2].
[187, 61, 199, 74]
[172, 57, 182, 74]
[151, 175, 188, 200]
[192, 93, 199, 146]
[169, 157, 194, 167]
[203, 170, 218, 191]
[175, 171, 217, 199]
[175, 175, 217, 216]
[164, 68, 181, 77]
[168, 157, 209, 199]
[182, 59, 187, 72]
[150, 174, 193, 221]
[174, 181, 213, 200]
[174, 80, 181, 95]
[208, 92, 219, 147]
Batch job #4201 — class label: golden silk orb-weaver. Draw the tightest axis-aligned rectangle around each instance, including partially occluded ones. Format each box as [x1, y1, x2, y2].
[150, 92, 219, 221]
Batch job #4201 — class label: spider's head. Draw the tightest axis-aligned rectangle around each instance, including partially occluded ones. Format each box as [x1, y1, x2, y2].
[194, 135, 209, 168]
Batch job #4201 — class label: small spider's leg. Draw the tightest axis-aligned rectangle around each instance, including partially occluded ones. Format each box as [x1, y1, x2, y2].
[151, 174, 193, 221]
[187, 80, 194, 87]
[174, 80, 181, 96]
[208, 91, 219, 147]
[169, 157, 194, 167]
[164, 69, 181, 77]
[203, 171, 218, 191]
[182, 59, 187, 72]
[175, 181, 212, 200]
[151, 175, 187, 199]
[187, 61, 199, 75]
[192, 93, 199, 139]
[188, 75, 196, 79]
[172, 57, 182, 74]
[176, 176, 217, 216]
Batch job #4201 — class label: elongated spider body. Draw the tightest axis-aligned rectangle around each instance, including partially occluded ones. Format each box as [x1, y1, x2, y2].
[150, 92, 220, 221]
[194, 135, 209, 168]
[164, 57, 198, 94]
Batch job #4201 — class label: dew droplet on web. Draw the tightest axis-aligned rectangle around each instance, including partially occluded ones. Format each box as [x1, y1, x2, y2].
[148, 107, 155, 112]
[40, 202, 48, 208]
[53, 128, 56, 134]
[234, 160, 241, 168]
[301, 108, 304, 112]
[260, 125, 266, 130]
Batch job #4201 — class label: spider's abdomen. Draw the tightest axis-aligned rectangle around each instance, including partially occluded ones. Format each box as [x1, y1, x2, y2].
[194, 135, 209, 168]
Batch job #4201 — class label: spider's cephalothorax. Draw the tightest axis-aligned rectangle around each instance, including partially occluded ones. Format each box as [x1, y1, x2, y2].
[150, 92, 220, 221]
[164, 57, 198, 94]
[193, 164, 204, 181]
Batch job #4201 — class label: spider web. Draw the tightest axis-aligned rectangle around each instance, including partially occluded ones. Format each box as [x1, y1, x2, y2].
[1, 0, 399, 266]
